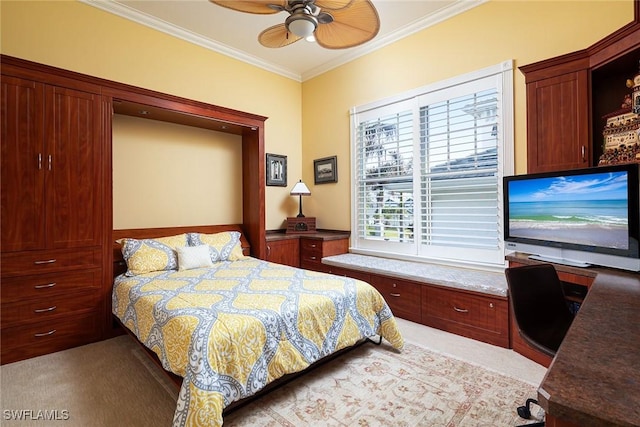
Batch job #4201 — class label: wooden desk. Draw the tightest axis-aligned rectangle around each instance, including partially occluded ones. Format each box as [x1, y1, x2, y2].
[537, 269, 640, 426]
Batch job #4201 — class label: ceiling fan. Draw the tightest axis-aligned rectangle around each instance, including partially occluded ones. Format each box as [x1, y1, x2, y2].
[209, 0, 380, 49]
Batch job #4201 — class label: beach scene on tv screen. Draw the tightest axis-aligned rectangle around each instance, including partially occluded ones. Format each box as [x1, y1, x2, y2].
[509, 171, 629, 250]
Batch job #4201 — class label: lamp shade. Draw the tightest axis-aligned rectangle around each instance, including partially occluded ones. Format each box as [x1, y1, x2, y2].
[290, 180, 311, 196]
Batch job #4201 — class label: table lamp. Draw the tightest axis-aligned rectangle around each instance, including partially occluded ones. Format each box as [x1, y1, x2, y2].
[290, 180, 311, 218]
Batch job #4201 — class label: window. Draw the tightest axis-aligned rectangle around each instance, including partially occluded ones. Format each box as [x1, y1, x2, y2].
[351, 62, 514, 268]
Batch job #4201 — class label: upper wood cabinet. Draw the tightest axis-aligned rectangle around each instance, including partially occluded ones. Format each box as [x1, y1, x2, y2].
[1, 76, 45, 252]
[522, 63, 590, 173]
[1, 77, 103, 252]
[520, 18, 640, 173]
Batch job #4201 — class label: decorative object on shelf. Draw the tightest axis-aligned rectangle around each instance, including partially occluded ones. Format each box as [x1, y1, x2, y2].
[286, 216, 316, 234]
[598, 63, 640, 166]
[314, 156, 337, 184]
[630, 60, 640, 115]
[290, 180, 311, 217]
[266, 153, 287, 186]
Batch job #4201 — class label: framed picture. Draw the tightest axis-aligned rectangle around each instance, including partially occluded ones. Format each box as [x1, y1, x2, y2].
[266, 153, 287, 187]
[314, 156, 337, 184]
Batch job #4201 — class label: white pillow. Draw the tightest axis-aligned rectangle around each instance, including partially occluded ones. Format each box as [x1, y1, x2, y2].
[176, 245, 214, 271]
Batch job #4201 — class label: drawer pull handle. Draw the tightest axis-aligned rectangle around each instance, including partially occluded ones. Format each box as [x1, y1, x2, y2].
[310, 244, 317, 248]
[389, 293, 401, 297]
[34, 259, 56, 265]
[34, 282, 56, 289]
[34, 329, 57, 337]
[310, 256, 317, 260]
[34, 306, 57, 313]
[453, 306, 469, 313]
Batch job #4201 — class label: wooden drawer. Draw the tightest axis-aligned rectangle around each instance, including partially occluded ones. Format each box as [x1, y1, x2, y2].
[1, 312, 101, 365]
[300, 237, 349, 272]
[1, 269, 101, 302]
[1, 248, 101, 278]
[326, 266, 371, 283]
[300, 239, 323, 266]
[370, 275, 422, 323]
[1, 290, 99, 327]
[422, 286, 509, 348]
[300, 238, 323, 254]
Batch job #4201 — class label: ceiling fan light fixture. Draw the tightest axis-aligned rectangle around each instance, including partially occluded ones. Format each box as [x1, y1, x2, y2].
[285, 14, 317, 38]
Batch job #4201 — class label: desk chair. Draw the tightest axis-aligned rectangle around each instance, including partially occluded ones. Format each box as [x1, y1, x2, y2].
[505, 264, 575, 427]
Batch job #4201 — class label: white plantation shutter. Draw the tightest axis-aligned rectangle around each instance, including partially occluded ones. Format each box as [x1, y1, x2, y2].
[418, 80, 499, 254]
[351, 62, 514, 267]
[354, 103, 414, 248]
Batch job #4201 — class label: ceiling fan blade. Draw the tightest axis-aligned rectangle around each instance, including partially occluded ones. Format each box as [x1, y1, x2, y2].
[314, 0, 354, 11]
[209, 0, 286, 14]
[314, 0, 379, 49]
[259, 24, 303, 48]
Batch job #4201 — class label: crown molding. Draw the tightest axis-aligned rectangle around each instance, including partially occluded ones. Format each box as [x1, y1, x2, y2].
[82, 0, 486, 83]
[301, 0, 486, 81]
[81, 0, 302, 81]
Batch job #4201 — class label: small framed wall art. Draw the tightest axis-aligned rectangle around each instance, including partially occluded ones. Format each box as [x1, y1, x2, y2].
[266, 153, 287, 187]
[314, 155, 337, 184]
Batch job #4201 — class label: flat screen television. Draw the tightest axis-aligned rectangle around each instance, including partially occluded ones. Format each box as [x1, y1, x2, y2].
[503, 163, 640, 271]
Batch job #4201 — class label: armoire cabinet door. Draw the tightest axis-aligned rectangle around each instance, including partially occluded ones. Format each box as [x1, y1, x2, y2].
[46, 85, 103, 249]
[1, 76, 46, 252]
[525, 69, 590, 173]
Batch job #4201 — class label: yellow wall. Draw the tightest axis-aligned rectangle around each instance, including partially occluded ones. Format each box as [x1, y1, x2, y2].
[301, 0, 634, 231]
[112, 115, 242, 228]
[1, 0, 635, 232]
[0, 0, 301, 230]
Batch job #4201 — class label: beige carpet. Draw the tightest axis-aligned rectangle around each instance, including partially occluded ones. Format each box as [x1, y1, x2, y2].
[1, 320, 545, 426]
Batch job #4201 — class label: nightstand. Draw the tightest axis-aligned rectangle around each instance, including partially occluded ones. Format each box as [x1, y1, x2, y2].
[299, 234, 349, 272]
[266, 231, 349, 272]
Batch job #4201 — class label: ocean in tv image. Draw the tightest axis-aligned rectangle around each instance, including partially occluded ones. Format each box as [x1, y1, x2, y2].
[508, 171, 629, 250]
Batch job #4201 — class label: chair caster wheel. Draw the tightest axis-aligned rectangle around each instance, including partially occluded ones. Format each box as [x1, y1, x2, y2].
[517, 398, 538, 419]
[517, 404, 531, 419]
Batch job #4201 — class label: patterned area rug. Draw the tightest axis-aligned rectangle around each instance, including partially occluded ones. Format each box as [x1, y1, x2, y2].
[224, 341, 544, 426]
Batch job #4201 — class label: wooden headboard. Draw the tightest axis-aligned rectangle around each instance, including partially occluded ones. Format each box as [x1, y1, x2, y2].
[112, 224, 251, 277]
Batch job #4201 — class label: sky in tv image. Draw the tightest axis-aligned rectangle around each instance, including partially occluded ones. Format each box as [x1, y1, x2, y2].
[508, 171, 629, 249]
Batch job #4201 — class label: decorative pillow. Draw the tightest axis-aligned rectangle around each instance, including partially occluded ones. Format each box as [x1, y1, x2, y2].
[188, 231, 245, 262]
[176, 245, 214, 271]
[119, 233, 189, 276]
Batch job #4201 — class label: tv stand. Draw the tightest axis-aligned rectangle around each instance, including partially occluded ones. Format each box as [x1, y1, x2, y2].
[528, 254, 591, 268]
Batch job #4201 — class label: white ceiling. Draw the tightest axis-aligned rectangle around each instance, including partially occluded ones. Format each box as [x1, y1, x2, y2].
[84, 0, 483, 82]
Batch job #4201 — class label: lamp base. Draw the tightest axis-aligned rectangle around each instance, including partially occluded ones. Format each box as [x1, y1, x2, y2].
[286, 217, 316, 234]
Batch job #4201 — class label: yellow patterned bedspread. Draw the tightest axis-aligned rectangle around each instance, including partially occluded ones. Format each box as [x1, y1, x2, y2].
[112, 257, 404, 426]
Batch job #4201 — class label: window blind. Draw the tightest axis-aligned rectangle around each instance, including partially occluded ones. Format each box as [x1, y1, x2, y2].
[351, 61, 513, 267]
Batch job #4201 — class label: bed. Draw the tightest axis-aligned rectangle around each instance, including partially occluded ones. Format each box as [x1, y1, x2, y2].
[111, 226, 404, 427]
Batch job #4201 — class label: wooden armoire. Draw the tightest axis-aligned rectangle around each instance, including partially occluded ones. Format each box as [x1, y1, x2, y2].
[1, 56, 267, 365]
[1, 72, 107, 364]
